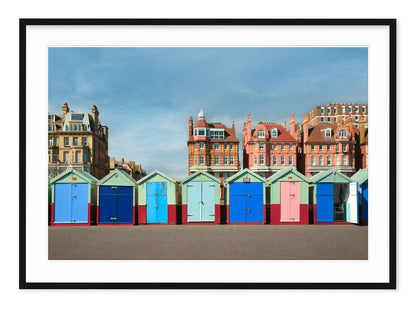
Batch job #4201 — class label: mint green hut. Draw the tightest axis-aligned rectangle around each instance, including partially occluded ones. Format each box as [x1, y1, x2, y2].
[181, 170, 221, 224]
[97, 169, 138, 225]
[137, 170, 180, 224]
[266, 167, 310, 225]
[50, 168, 98, 225]
[310, 169, 358, 224]
[225, 168, 266, 224]
[351, 168, 368, 224]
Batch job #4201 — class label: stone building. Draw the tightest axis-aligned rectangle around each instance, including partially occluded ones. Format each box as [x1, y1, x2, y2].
[48, 103, 109, 179]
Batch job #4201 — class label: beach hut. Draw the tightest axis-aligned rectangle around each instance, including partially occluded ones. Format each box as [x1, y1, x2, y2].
[352, 168, 368, 224]
[225, 168, 266, 224]
[50, 168, 98, 226]
[310, 169, 358, 224]
[48, 177, 51, 226]
[266, 167, 310, 225]
[137, 170, 180, 224]
[97, 169, 137, 225]
[181, 170, 221, 224]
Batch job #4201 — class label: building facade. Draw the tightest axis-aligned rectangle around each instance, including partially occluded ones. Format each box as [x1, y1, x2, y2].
[48, 103, 109, 179]
[306, 103, 368, 128]
[242, 113, 298, 178]
[301, 113, 357, 178]
[187, 109, 240, 182]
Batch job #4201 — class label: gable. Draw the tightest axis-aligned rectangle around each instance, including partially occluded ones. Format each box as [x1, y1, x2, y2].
[267, 168, 309, 185]
[98, 169, 136, 186]
[51, 168, 98, 184]
[137, 170, 176, 185]
[310, 169, 352, 183]
[182, 170, 221, 184]
[225, 168, 265, 184]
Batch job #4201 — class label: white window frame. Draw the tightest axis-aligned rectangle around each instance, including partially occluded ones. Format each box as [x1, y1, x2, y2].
[342, 143, 347, 152]
[223, 156, 228, 165]
[271, 128, 278, 138]
[258, 130, 265, 138]
[273, 143, 277, 150]
[259, 143, 264, 150]
[327, 144, 331, 150]
[281, 156, 285, 165]
[281, 143, 285, 150]
[319, 155, 323, 165]
[214, 156, 219, 165]
[342, 106, 345, 113]
[339, 130, 347, 138]
[311, 143, 315, 151]
[327, 156, 331, 165]
[230, 143, 233, 150]
[254, 155, 257, 165]
[289, 155, 293, 165]
[199, 142, 204, 149]
[259, 155, 264, 165]
[214, 143, 219, 150]
[273, 155, 277, 165]
[224, 143, 227, 150]
[319, 143, 323, 150]
[311, 155, 316, 165]
[230, 156, 234, 165]
[289, 143, 293, 151]
[199, 155, 205, 165]
[342, 155, 347, 165]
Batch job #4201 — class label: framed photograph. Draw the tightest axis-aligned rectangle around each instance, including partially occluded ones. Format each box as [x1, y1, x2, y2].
[20, 19, 396, 289]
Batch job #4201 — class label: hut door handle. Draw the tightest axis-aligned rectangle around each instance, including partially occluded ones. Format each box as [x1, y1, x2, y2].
[155, 205, 158, 209]
[248, 209, 251, 212]
[70, 195, 77, 198]
[110, 217, 117, 221]
[248, 194, 251, 197]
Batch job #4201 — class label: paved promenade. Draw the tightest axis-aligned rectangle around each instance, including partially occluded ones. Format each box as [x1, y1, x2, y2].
[48, 225, 367, 260]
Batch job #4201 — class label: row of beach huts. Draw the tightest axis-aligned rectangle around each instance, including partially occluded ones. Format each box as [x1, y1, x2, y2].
[48, 167, 368, 226]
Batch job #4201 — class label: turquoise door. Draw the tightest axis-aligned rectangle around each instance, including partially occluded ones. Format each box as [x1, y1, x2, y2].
[187, 181, 215, 222]
[54, 183, 88, 223]
[146, 182, 168, 224]
[362, 182, 368, 222]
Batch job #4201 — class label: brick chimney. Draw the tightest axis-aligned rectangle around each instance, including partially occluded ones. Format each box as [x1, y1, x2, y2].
[62, 102, 69, 120]
[290, 113, 295, 137]
[303, 114, 309, 141]
[247, 113, 252, 141]
[92, 105, 99, 126]
[359, 115, 366, 144]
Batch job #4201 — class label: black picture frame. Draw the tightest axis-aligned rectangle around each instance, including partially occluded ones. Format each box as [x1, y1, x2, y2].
[19, 18, 396, 290]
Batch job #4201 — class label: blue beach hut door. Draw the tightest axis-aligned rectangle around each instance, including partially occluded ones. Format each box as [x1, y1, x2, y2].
[54, 183, 88, 223]
[146, 182, 168, 224]
[362, 183, 368, 222]
[317, 183, 334, 223]
[229, 182, 263, 223]
[187, 181, 215, 222]
[99, 186, 133, 224]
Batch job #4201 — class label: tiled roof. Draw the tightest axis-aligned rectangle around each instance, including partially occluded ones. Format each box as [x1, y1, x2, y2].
[194, 119, 209, 128]
[305, 124, 354, 143]
[249, 123, 297, 142]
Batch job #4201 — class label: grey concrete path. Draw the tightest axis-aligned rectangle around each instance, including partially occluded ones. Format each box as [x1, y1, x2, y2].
[48, 225, 367, 260]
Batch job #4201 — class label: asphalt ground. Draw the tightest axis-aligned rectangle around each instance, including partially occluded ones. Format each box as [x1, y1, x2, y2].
[48, 224, 367, 260]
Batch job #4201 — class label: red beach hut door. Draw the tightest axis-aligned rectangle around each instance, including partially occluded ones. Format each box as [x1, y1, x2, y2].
[280, 181, 300, 222]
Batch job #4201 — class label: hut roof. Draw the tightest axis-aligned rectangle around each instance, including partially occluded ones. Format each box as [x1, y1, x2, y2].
[225, 168, 266, 184]
[182, 170, 221, 184]
[98, 168, 137, 186]
[309, 169, 353, 184]
[266, 167, 309, 184]
[351, 168, 368, 185]
[50, 168, 98, 184]
[137, 170, 177, 185]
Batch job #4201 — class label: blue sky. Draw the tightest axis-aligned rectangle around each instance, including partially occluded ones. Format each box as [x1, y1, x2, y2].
[48, 47, 368, 180]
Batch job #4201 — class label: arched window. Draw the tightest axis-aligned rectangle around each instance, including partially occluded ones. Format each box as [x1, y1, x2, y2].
[271, 128, 278, 138]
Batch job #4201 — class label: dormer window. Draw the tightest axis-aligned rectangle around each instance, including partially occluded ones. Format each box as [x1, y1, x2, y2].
[271, 128, 278, 138]
[71, 114, 84, 121]
[339, 130, 347, 138]
[258, 130, 265, 138]
[325, 128, 331, 137]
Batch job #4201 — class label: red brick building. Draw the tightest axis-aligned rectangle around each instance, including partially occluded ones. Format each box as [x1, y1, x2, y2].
[301, 113, 357, 178]
[242, 113, 299, 178]
[187, 109, 240, 182]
